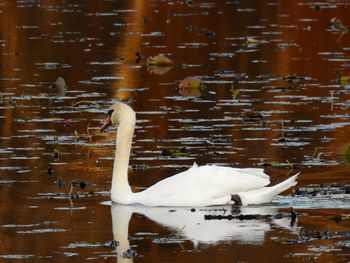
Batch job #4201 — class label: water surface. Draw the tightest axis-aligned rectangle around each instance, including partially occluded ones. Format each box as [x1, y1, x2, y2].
[0, 0, 350, 262]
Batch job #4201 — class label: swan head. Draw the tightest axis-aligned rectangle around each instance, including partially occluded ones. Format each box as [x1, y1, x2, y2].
[100, 102, 136, 132]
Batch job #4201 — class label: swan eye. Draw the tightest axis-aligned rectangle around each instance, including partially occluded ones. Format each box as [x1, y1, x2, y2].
[107, 109, 114, 117]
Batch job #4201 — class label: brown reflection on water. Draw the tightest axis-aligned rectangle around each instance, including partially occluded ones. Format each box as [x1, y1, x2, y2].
[0, 0, 350, 262]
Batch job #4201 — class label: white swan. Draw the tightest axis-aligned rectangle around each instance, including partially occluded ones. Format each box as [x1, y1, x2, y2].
[100, 102, 298, 207]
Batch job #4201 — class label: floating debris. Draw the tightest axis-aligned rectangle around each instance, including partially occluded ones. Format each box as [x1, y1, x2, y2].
[329, 215, 342, 224]
[185, 0, 196, 7]
[50, 77, 66, 90]
[47, 190, 107, 200]
[105, 240, 119, 248]
[290, 207, 297, 227]
[122, 248, 137, 259]
[282, 75, 305, 83]
[54, 177, 64, 187]
[135, 52, 143, 63]
[47, 167, 54, 175]
[53, 149, 61, 159]
[285, 229, 350, 245]
[54, 177, 95, 194]
[204, 213, 283, 221]
[131, 164, 150, 170]
[293, 183, 350, 197]
[241, 110, 264, 122]
[329, 17, 348, 32]
[153, 238, 185, 244]
[74, 130, 81, 141]
[161, 147, 190, 158]
[70, 181, 87, 189]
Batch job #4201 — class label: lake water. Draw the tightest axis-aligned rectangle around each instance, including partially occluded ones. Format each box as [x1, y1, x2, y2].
[0, 0, 349, 262]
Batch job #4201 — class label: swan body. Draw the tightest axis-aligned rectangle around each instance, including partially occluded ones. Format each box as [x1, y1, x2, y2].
[101, 102, 298, 207]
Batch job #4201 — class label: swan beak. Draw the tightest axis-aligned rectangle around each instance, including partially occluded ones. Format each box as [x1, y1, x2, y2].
[100, 116, 112, 132]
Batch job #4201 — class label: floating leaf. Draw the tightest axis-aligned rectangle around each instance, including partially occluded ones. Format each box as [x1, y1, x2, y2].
[147, 54, 174, 66]
[335, 144, 350, 163]
[229, 84, 240, 99]
[338, 76, 350, 84]
[336, 144, 350, 156]
[343, 146, 350, 155]
[246, 37, 259, 44]
[177, 77, 204, 89]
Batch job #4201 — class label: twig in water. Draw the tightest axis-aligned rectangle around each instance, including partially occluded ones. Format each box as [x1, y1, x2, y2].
[290, 207, 297, 227]
[87, 122, 94, 143]
[74, 130, 80, 141]
[222, 206, 227, 216]
[337, 30, 347, 42]
[287, 169, 294, 176]
[178, 241, 185, 251]
[68, 184, 74, 196]
[286, 160, 294, 170]
[171, 225, 186, 251]
[73, 100, 101, 108]
[330, 91, 334, 112]
[316, 152, 323, 160]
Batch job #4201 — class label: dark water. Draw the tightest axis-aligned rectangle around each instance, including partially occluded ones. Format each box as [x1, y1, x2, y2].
[0, 0, 350, 262]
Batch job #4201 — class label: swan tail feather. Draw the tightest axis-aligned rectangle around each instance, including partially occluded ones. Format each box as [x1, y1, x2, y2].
[238, 173, 299, 205]
[269, 173, 299, 196]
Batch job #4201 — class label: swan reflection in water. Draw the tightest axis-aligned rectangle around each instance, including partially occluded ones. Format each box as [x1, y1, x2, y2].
[110, 203, 298, 261]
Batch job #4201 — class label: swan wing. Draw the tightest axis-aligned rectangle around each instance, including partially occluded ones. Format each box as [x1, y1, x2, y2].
[133, 164, 270, 206]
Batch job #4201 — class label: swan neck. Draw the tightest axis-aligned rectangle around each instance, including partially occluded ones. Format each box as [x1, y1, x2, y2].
[112, 119, 134, 200]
